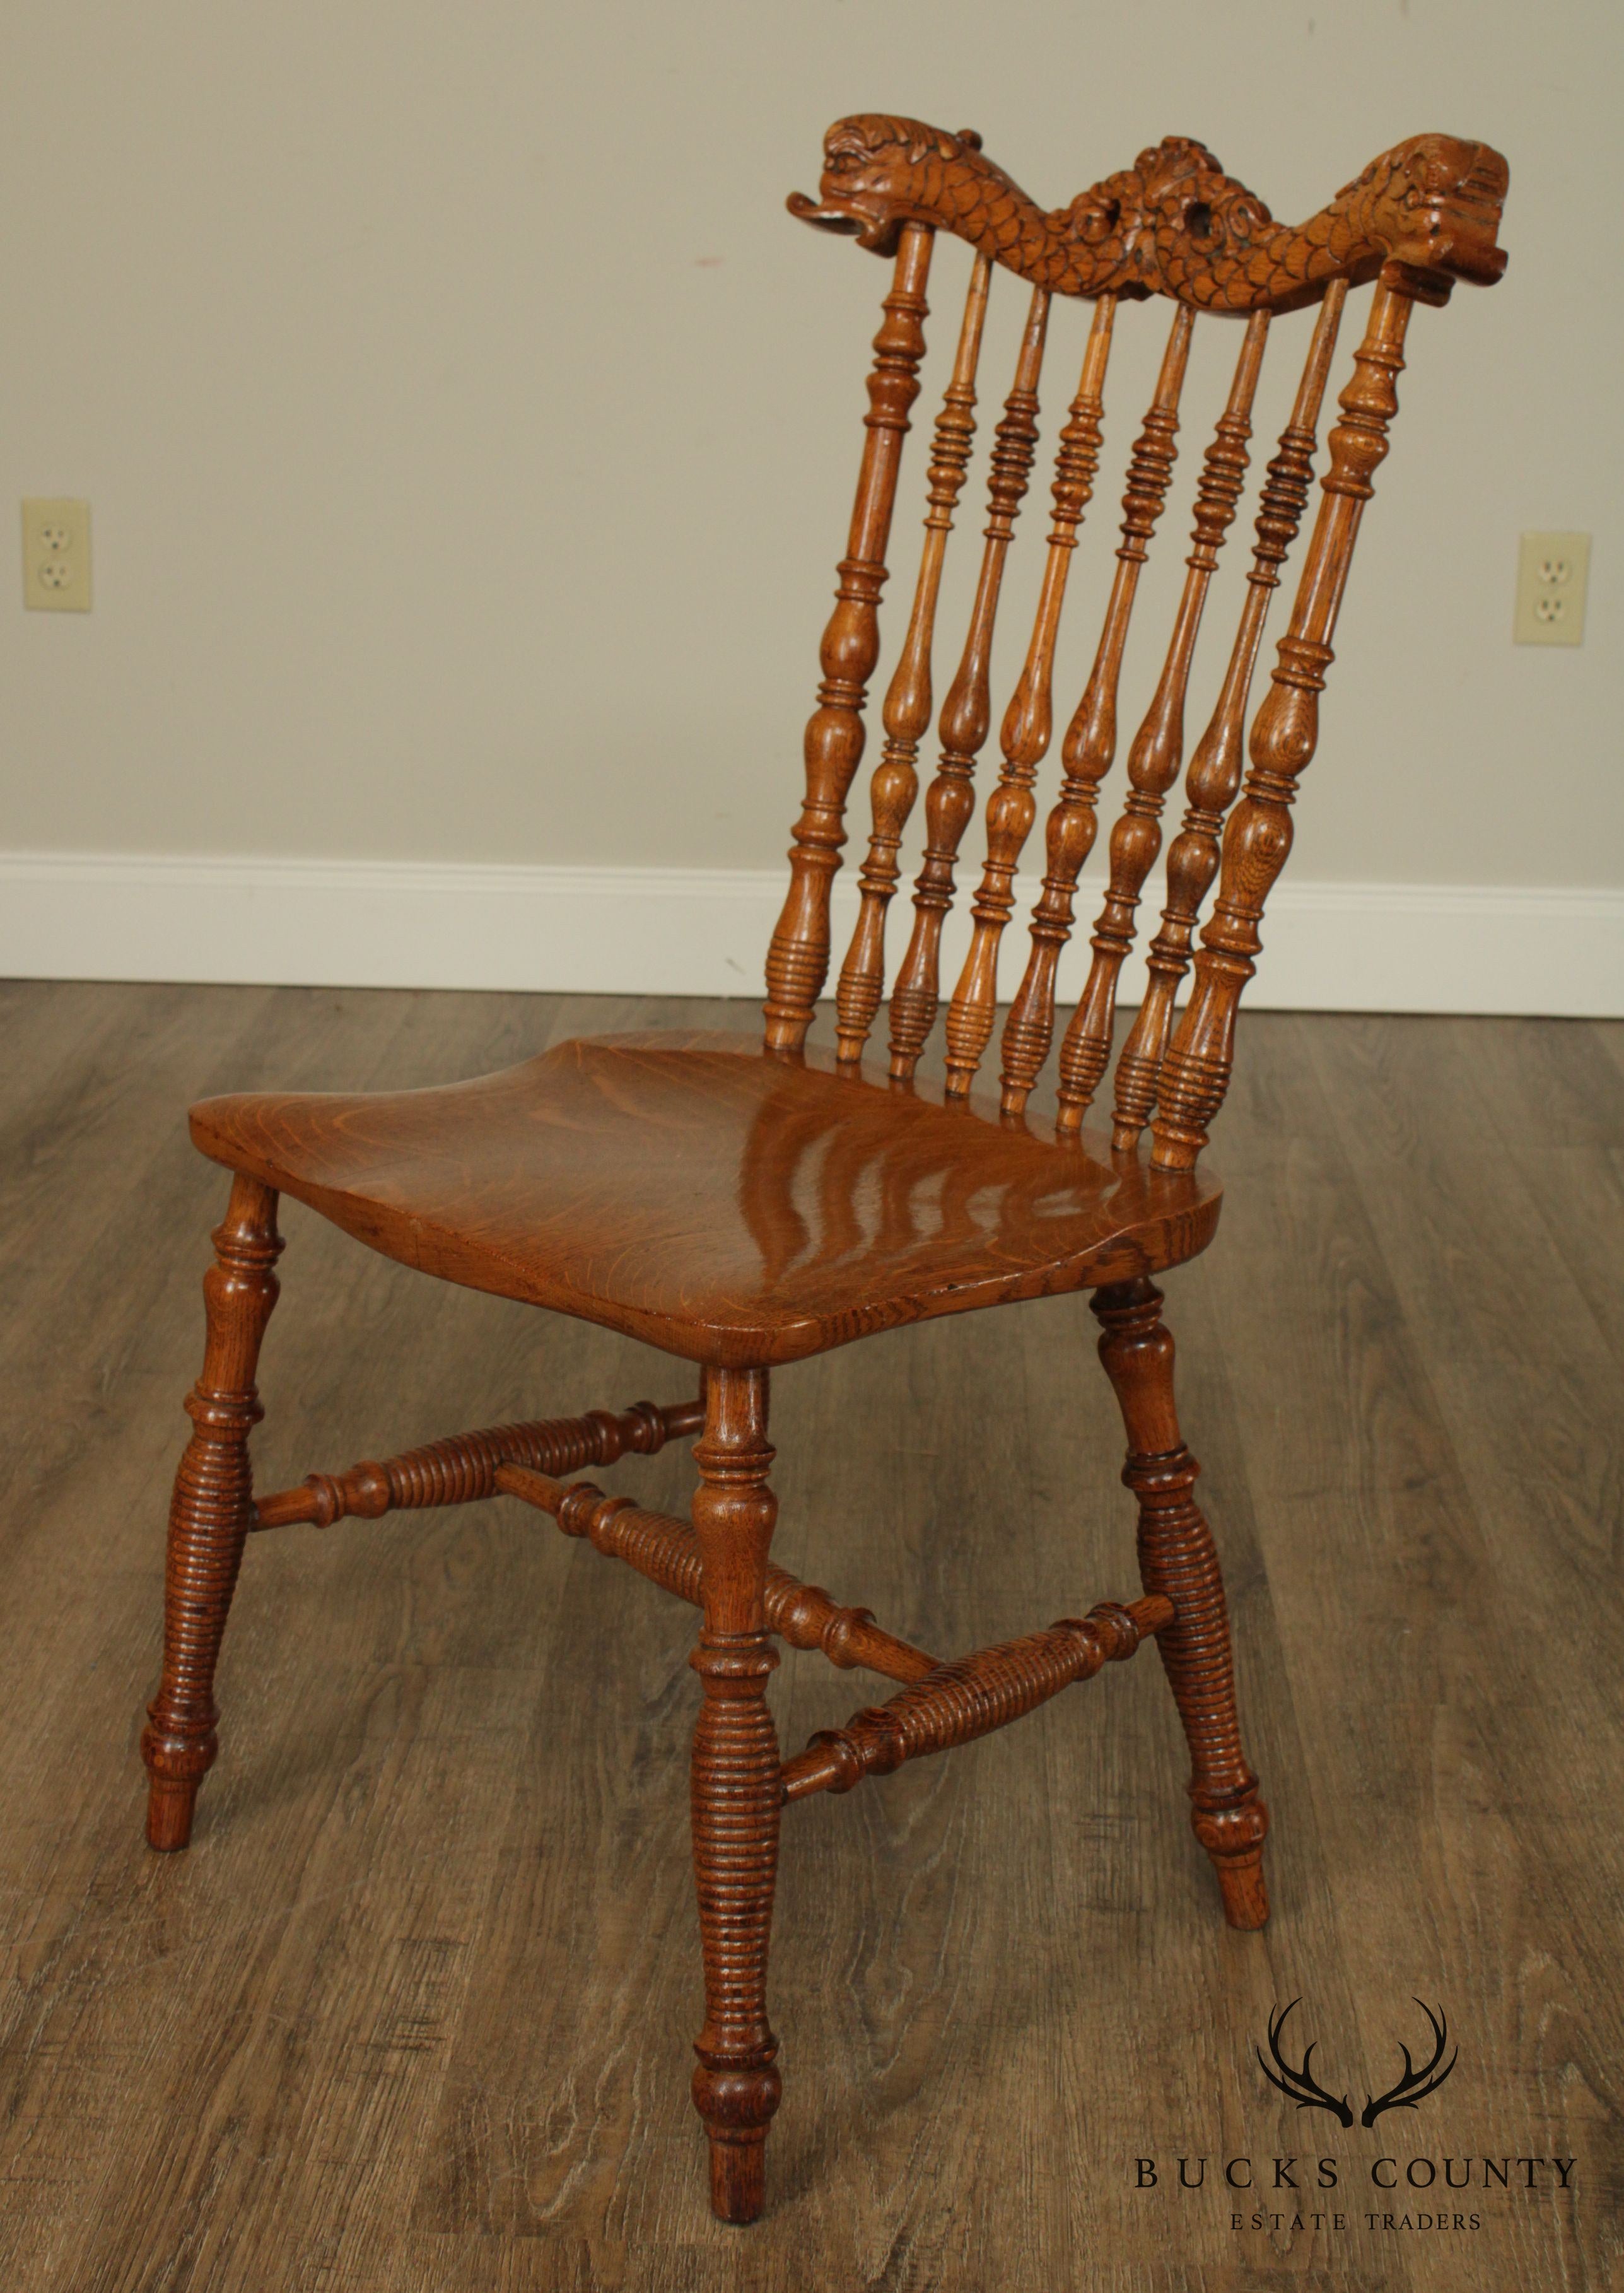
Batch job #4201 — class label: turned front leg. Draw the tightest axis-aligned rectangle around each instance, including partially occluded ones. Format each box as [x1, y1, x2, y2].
[1090, 1279, 1270, 1929]
[142, 1173, 283, 1850]
[688, 1366, 782, 2223]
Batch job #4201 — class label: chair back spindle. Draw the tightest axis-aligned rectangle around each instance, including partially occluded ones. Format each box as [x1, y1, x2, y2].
[1151, 283, 1414, 1170]
[933, 296, 1118, 1098]
[1049, 310, 1268, 1123]
[885, 286, 1052, 1079]
[834, 257, 993, 1064]
[1111, 281, 1347, 1150]
[764, 223, 935, 1054]
[992, 306, 1194, 1110]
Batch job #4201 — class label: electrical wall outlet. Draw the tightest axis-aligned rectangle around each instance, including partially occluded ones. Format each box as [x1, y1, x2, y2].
[1514, 531, 1589, 647]
[22, 498, 92, 611]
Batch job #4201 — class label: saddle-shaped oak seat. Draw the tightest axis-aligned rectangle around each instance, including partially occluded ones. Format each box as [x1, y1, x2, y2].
[190, 1033, 1222, 1366]
[140, 110, 1509, 2227]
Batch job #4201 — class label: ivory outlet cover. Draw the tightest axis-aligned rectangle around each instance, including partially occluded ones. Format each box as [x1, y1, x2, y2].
[23, 498, 91, 611]
[1514, 531, 1589, 647]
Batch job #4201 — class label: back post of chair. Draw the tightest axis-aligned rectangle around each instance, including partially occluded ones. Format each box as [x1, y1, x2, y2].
[1150, 281, 1417, 1171]
[763, 223, 935, 1055]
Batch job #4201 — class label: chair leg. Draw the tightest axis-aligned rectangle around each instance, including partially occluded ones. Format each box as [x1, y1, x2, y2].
[1090, 1277, 1270, 1930]
[687, 1365, 782, 2224]
[141, 1172, 283, 1851]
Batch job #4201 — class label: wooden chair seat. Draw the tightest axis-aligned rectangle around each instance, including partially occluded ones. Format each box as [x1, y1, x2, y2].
[190, 1031, 1222, 1366]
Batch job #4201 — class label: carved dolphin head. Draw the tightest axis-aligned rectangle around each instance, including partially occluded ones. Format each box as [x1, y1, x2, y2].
[1348, 133, 1510, 288]
[787, 115, 990, 252]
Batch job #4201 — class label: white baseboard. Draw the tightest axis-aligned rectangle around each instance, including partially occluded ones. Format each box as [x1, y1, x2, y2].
[0, 851, 1618, 1016]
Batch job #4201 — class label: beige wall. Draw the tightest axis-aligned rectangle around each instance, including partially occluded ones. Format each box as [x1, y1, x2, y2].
[1, 0, 1618, 889]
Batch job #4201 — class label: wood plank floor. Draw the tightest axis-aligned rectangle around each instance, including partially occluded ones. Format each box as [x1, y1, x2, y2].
[0, 981, 1618, 2292]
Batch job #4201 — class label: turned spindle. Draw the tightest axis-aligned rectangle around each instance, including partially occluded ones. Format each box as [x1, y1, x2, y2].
[983, 305, 1193, 1110]
[835, 255, 992, 1065]
[780, 1596, 1168, 1802]
[1112, 281, 1347, 1151]
[885, 286, 1051, 1079]
[936, 296, 1118, 1098]
[1049, 313, 1268, 1125]
[250, 1396, 704, 1530]
[494, 1462, 940, 1685]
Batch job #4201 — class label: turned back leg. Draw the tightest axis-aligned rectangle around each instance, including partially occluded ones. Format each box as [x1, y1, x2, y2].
[141, 1172, 282, 1850]
[688, 1366, 783, 2223]
[1090, 1277, 1270, 1928]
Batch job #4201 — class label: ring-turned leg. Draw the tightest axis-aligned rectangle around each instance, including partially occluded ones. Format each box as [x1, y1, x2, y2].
[141, 1173, 283, 1851]
[688, 1366, 783, 2223]
[1090, 1278, 1270, 1928]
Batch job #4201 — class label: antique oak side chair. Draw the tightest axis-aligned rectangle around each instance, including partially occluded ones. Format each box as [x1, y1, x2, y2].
[140, 115, 1509, 2222]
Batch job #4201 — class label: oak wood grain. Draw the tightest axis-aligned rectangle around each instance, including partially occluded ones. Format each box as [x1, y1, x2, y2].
[189, 1031, 1222, 1368]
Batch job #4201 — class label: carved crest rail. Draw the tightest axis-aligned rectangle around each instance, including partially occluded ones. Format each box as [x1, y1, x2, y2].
[768, 116, 1508, 1176]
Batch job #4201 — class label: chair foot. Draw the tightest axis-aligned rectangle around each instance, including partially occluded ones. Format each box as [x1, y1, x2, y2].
[144, 1774, 201, 1853]
[1206, 1827, 1271, 1930]
[694, 2069, 780, 2223]
[708, 2136, 764, 2227]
